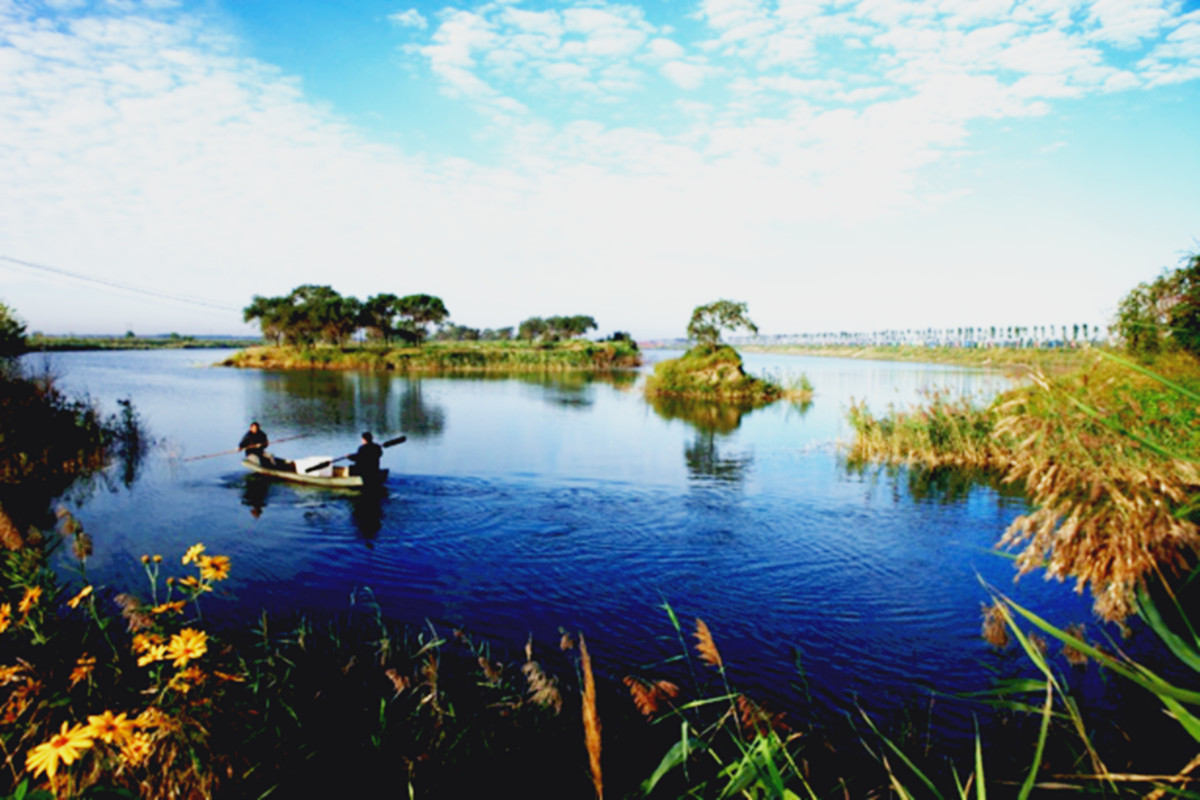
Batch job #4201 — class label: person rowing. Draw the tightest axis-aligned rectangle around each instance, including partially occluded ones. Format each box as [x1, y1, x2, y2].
[238, 422, 276, 468]
[347, 431, 383, 479]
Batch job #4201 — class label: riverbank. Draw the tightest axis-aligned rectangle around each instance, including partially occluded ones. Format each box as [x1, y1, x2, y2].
[28, 335, 261, 351]
[223, 340, 642, 372]
[744, 343, 1095, 373]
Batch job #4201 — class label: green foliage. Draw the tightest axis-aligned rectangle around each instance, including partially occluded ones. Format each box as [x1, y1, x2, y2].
[687, 300, 758, 346]
[1115, 250, 1200, 359]
[0, 300, 27, 360]
[395, 294, 450, 343]
[517, 315, 598, 342]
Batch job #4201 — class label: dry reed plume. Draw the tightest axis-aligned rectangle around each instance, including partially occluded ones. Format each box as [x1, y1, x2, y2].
[693, 618, 723, 668]
[580, 635, 602, 800]
[623, 675, 680, 719]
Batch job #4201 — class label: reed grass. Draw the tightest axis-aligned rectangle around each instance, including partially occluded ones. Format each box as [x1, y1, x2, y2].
[847, 349, 1200, 621]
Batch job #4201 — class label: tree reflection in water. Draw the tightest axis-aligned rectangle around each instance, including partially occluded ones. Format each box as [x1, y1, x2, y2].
[646, 394, 812, 484]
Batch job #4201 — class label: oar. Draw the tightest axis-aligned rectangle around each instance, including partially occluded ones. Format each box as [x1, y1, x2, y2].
[304, 435, 407, 473]
[183, 433, 313, 462]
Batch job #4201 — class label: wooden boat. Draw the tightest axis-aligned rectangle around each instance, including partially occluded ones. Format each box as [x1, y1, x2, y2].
[242, 458, 388, 488]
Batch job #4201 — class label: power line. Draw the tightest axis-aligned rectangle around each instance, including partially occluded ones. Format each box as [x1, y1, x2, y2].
[0, 254, 241, 313]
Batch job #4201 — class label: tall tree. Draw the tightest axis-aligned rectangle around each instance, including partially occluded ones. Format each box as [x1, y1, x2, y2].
[361, 293, 403, 344]
[396, 294, 449, 344]
[687, 300, 758, 346]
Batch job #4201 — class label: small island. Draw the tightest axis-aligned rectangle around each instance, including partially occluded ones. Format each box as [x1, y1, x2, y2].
[645, 300, 812, 402]
[224, 285, 641, 372]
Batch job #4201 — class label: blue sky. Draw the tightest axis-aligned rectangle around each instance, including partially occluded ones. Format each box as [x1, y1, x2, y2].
[0, 0, 1197, 338]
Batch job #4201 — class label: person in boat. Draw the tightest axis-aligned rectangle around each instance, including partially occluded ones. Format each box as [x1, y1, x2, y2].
[348, 431, 383, 478]
[239, 422, 274, 468]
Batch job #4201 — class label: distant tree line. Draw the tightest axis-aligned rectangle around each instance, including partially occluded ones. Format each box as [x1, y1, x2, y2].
[244, 287, 620, 347]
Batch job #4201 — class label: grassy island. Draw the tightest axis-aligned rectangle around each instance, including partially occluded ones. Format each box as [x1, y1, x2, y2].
[222, 340, 642, 373]
[644, 343, 789, 400]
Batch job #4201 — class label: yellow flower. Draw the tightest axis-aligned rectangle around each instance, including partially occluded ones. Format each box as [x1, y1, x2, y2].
[178, 576, 212, 593]
[86, 710, 136, 745]
[132, 633, 163, 654]
[165, 628, 207, 667]
[25, 721, 93, 779]
[0, 603, 11, 633]
[140, 555, 150, 564]
[197, 555, 231, 582]
[181, 543, 205, 565]
[150, 601, 185, 615]
[137, 644, 167, 668]
[68, 655, 96, 688]
[18, 586, 41, 616]
[66, 586, 93, 609]
[119, 732, 153, 767]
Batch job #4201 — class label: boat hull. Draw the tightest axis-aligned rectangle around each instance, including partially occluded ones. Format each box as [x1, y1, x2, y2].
[242, 460, 388, 488]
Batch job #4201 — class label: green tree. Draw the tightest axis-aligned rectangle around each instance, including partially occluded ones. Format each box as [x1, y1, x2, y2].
[396, 294, 449, 344]
[1114, 251, 1200, 359]
[517, 316, 548, 341]
[244, 286, 362, 346]
[243, 295, 295, 345]
[361, 293, 403, 344]
[687, 300, 758, 346]
[1166, 252, 1200, 356]
[0, 300, 27, 359]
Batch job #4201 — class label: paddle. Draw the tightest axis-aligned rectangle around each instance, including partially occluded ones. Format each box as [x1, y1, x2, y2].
[304, 435, 407, 473]
[183, 433, 313, 462]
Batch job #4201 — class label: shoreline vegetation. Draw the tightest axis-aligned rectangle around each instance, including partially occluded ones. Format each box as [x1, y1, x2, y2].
[221, 340, 643, 372]
[26, 335, 262, 352]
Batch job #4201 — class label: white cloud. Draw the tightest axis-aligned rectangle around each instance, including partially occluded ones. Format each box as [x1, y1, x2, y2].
[660, 59, 714, 89]
[388, 8, 427, 29]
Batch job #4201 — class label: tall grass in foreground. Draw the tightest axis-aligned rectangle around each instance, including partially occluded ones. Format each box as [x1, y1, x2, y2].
[0, 510, 827, 798]
[856, 351, 1200, 797]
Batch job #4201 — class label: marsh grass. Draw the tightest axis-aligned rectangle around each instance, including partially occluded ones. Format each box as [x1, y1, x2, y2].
[847, 349, 1200, 621]
[224, 340, 642, 373]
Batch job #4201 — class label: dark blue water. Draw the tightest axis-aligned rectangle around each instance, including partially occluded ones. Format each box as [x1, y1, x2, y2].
[26, 348, 1124, 753]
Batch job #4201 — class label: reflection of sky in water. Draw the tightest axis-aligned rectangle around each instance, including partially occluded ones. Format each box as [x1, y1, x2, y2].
[21, 348, 1177, 770]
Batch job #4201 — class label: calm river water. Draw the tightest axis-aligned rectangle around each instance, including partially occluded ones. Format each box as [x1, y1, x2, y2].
[24, 347, 1156, 761]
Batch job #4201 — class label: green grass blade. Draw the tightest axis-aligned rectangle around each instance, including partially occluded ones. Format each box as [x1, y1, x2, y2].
[1017, 682, 1053, 800]
[859, 709, 946, 800]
